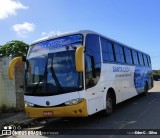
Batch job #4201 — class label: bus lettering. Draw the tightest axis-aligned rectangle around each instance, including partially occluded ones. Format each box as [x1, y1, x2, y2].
[113, 66, 130, 73]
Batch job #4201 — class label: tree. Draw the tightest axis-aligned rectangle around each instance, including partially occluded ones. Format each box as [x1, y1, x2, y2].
[0, 40, 29, 58]
[153, 70, 160, 75]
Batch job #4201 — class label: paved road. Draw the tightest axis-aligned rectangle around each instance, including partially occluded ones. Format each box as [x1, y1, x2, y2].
[11, 81, 160, 138]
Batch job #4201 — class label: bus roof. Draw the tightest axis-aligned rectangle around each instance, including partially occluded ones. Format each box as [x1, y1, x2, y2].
[31, 30, 93, 44]
[31, 30, 150, 56]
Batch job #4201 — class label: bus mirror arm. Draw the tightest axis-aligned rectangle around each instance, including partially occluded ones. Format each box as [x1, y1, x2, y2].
[75, 46, 84, 72]
[8, 56, 25, 80]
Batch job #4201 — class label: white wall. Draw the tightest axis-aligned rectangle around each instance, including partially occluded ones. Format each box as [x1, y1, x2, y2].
[0, 57, 16, 109]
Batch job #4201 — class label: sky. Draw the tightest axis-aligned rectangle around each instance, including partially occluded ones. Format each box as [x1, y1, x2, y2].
[0, 0, 160, 69]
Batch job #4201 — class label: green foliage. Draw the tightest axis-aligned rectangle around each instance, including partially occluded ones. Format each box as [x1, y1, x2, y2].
[153, 70, 160, 75]
[0, 104, 8, 112]
[0, 40, 29, 58]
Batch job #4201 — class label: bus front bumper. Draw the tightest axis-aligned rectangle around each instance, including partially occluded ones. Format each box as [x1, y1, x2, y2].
[25, 99, 88, 117]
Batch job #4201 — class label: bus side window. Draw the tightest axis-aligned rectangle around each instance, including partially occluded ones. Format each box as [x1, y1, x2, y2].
[143, 54, 148, 66]
[124, 47, 133, 64]
[138, 52, 144, 66]
[147, 56, 151, 67]
[85, 34, 101, 89]
[114, 43, 125, 63]
[101, 37, 115, 62]
[132, 50, 139, 65]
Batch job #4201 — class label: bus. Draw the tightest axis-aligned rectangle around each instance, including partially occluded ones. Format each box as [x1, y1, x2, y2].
[8, 30, 153, 117]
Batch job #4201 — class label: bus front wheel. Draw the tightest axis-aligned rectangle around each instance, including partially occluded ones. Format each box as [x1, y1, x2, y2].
[103, 93, 113, 115]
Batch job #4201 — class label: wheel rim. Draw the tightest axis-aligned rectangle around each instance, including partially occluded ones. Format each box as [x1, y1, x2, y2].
[106, 97, 112, 113]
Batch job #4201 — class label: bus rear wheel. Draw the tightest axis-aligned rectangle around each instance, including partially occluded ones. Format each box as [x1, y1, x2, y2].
[143, 83, 148, 96]
[103, 93, 113, 115]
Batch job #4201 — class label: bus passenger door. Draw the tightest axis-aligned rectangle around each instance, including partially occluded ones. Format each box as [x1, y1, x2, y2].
[85, 54, 104, 115]
[84, 34, 104, 115]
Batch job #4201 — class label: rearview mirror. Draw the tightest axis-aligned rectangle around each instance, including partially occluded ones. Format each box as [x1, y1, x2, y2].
[8, 57, 22, 80]
[75, 46, 84, 72]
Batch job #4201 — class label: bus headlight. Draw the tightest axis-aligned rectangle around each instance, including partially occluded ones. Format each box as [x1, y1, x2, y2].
[64, 98, 84, 106]
[25, 102, 34, 107]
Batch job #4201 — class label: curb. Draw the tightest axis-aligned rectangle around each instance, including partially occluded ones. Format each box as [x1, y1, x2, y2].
[0, 117, 39, 131]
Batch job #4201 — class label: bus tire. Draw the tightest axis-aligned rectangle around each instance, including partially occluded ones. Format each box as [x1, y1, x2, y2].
[103, 92, 113, 116]
[143, 83, 148, 96]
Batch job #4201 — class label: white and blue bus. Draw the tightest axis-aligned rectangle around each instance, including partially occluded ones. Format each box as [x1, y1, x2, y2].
[8, 30, 153, 117]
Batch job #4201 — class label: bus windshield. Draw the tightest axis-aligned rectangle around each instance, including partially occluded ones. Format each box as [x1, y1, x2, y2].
[25, 35, 83, 96]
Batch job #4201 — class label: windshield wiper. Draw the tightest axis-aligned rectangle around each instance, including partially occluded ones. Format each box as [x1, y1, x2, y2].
[49, 55, 64, 92]
[50, 66, 64, 92]
[32, 63, 48, 93]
